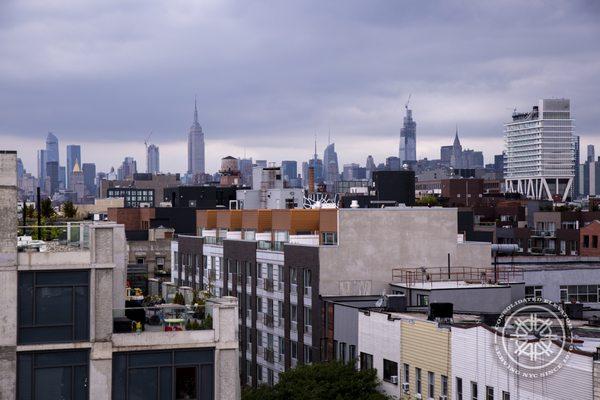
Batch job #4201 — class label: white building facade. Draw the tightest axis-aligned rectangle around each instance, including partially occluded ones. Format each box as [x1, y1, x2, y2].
[504, 98, 575, 202]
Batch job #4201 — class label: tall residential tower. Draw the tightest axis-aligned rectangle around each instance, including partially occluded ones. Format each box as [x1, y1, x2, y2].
[504, 98, 574, 202]
[147, 144, 160, 174]
[187, 99, 205, 177]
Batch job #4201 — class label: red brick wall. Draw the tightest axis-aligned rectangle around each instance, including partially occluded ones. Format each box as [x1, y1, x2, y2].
[580, 220, 600, 256]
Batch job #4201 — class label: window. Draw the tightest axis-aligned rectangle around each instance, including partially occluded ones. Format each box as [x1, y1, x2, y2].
[333, 340, 338, 360]
[136, 257, 145, 264]
[415, 367, 422, 394]
[18, 270, 90, 344]
[471, 381, 478, 400]
[349, 344, 356, 362]
[257, 297, 263, 314]
[291, 305, 298, 323]
[303, 269, 312, 289]
[18, 349, 89, 400]
[290, 268, 297, 285]
[417, 294, 429, 306]
[560, 284, 600, 303]
[594, 235, 599, 248]
[583, 235, 590, 248]
[257, 365, 263, 382]
[278, 336, 285, 360]
[428, 371, 435, 398]
[322, 232, 337, 245]
[383, 359, 398, 384]
[156, 257, 165, 270]
[339, 342, 347, 363]
[360, 352, 373, 370]
[257, 263, 263, 279]
[291, 341, 298, 360]
[304, 344, 313, 364]
[441, 375, 448, 396]
[267, 368, 274, 386]
[486, 386, 494, 400]
[267, 264, 274, 280]
[456, 377, 463, 400]
[502, 392, 510, 400]
[112, 348, 214, 400]
[524, 285, 543, 299]
[304, 306, 312, 328]
[403, 363, 410, 384]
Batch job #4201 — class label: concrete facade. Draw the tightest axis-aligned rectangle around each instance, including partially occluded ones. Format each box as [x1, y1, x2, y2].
[318, 208, 492, 296]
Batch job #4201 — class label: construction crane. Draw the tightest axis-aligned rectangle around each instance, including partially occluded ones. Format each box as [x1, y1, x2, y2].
[144, 131, 153, 151]
[405, 93, 412, 110]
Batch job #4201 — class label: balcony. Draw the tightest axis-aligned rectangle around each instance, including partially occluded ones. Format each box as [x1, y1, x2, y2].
[264, 348, 275, 363]
[263, 278, 274, 292]
[263, 313, 274, 328]
[531, 230, 556, 238]
[17, 223, 90, 252]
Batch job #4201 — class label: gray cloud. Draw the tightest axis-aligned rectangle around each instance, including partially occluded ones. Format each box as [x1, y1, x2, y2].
[1, 0, 599, 172]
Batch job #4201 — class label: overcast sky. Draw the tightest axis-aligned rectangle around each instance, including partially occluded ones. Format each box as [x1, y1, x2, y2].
[1, 0, 599, 174]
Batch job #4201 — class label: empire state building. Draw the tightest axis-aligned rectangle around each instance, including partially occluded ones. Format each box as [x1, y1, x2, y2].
[188, 99, 205, 176]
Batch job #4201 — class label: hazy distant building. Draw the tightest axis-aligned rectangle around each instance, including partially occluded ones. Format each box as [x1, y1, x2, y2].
[16, 158, 24, 187]
[386, 156, 401, 171]
[82, 163, 96, 197]
[440, 145, 453, 166]
[366, 155, 376, 180]
[239, 158, 253, 187]
[493, 153, 504, 175]
[187, 99, 205, 176]
[323, 142, 339, 185]
[46, 161, 59, 196]
[255, 160, 267, 168]
[117, 157, 137, 180]
[281, 160, 298, 184]
[46, 132, 59, 164]
[72, 159, 85, 202]
[573, 135, 580, 198]
[66, 144, 81, 189]
[505, 98, 574, 201]
[587, 144, 595, 163]
[146, 144, 160, 174]
[399, 106, 417, 164]
[450, 130, 463, 169]
[37, 149, 47, 184]
[58, 166, 66, 190]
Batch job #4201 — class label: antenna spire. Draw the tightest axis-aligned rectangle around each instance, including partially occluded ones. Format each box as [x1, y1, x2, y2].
[194, 96, 199, 124]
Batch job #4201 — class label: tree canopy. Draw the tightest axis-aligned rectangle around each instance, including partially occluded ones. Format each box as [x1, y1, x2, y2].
[62, 201, 78, 219]
[242, 361, 390, 400]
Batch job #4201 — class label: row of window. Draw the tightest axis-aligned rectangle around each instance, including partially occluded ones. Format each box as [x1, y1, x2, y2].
[456, 377, 510, 400]
[524, 284, 600, 303]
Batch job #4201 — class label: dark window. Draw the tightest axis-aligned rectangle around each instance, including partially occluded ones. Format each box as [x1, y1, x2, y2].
[18, 349, 89, 400]
[583, 235, 590, 248]
[403, 363, 409, 384]
[471, 381, 478, 400]
[18, 270, 89, 344]
[360, 352, 373, 370]
[594, 235, 599, 248]
[113, 349, 214, 400]
[456, 377, 463, 400]
[524, 286, 543, 299]
[416, 367, 422, 394]
[348, 344, 356, 362]
[502, 392, 510, 400]
[428, 371, 435, 398]
[441, 374, 448, 396]
[486, 386, 494, 400]
[383, 359, 398, 383]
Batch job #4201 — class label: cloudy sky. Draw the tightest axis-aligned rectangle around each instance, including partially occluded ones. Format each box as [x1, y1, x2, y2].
[1, 0, 599, 174]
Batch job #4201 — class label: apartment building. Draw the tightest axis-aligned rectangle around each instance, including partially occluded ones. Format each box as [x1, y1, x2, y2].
[169, 206, 491, 387]
[0, 151, 240, 400]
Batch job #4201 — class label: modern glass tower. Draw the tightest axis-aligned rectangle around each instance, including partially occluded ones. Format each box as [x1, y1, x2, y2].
[45, 132, 59, 163]
[399, 107, 417, 165]
[504, 99, 574, 201]
[147, 144, 160, 174]
[187, 99, 205, 176]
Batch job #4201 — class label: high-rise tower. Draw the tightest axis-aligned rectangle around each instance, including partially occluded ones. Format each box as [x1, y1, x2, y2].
[504, 99, 574, 202]
[66, 144, 81, 189]
[45, 132, 59, 164]
[399, 99, 417, 165]
[187, 99, 205, 177]
[147, 144, 160, 174]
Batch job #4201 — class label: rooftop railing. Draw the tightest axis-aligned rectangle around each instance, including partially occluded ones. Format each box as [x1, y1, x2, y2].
[17, 223, 90, 252]
[391, 266, 524, 286]
[113, 303, 213, 334]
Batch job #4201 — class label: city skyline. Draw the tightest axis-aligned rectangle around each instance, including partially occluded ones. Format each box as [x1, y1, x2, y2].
[2, 1, 600, 174]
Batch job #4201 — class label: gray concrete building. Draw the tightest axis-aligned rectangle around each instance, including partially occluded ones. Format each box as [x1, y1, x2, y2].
[0, 151, 240, 400]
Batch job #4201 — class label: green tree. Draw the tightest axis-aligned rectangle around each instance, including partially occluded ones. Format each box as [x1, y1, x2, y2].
[62, 201, 78, 219]
[40, 198, 55, 219]
[242, 361, 390, 400]
[416, 195, 438, 207]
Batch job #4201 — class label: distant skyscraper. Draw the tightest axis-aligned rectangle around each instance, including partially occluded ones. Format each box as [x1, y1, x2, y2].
[16, 158, 24, 187]
[187, 99, 205, 176]
[440, 145, 453, 166]
[66, 145, 81, 189]
[45, 132, 59, 163]
[494, 153, 504, 175]
[147, 144, 160, 174]
[366, 155, 376, 180]
[255, 160, 267, 168]
[82, 163, 97, 197]
[587, 144, 595, 162]
[504, 99, 574, 201]
[386, 156, 401, 171]
[450, 129, 463, 169]
[37, 149, 47, 183]
[239, 158, 253, 186]
[399, 105, 417, 164]
[58, 166, 66, 190]
[46, 161, 59, 196]
[573, 135, 580, 198]
[71, 159, 85, 202]
[281, 161, 298, 187]
[323, 141, 339, 184]
[117, 157, 137, 180]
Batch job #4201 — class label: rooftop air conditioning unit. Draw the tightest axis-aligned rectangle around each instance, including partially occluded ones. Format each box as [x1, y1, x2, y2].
[402, 382, 409, 393]
[390, 375, 398, 384]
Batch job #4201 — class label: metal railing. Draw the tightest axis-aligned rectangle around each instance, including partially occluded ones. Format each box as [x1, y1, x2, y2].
[112, 303, 213, 334]
[391, 266, 524, 286]
[17, 223, 90, 252]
